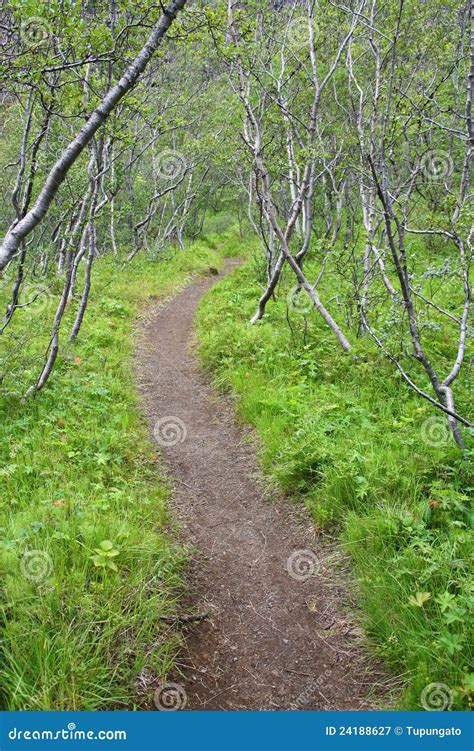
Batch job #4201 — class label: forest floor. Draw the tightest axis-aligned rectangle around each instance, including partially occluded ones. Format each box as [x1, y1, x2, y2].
[135, 259, 391, 710]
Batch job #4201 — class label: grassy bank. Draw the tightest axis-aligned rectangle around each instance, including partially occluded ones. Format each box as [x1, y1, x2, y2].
[0, 225, 237, 710]
[196, 240, 473, 710]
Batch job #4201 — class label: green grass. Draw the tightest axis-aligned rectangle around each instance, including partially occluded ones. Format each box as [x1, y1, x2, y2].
[196, 237, 474, 711]
[1, 216, 471, 710]
[0, 226, 236, 710]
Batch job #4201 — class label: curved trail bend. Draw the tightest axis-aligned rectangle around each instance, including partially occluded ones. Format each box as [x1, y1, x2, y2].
[136, 259, 388, 710]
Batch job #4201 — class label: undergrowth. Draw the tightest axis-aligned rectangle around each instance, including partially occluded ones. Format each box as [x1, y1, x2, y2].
[0, 223, 238, 709]
[197, 237, 474, 711]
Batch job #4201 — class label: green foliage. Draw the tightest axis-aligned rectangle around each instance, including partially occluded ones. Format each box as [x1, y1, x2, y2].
[91, 540, 121, 571]
[0, 232, 227, 709]
[0, 0, 471, 714]
[197, 245, 473, 711]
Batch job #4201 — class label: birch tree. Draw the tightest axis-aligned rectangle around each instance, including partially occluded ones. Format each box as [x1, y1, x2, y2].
[0, 0, 187, 272]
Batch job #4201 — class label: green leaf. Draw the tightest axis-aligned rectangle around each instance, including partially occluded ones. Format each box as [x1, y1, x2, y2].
[438, 633, 465, 655]
[462, 674, 474, 692]
[435, 591, 457, 612]
[408, 591, 432, 607]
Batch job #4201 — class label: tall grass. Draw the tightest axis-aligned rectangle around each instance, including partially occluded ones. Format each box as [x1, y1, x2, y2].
[197, 243, 473, 710]
[0, 231, 230, 709]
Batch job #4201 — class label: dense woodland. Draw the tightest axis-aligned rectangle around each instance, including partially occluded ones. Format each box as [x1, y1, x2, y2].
[0, 0, 472, 711]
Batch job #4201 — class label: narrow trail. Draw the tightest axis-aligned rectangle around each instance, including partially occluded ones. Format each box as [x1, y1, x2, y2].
[135, 259, 389, 710]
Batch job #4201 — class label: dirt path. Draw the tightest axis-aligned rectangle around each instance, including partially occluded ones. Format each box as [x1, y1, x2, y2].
[135, 259, 389, 710]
